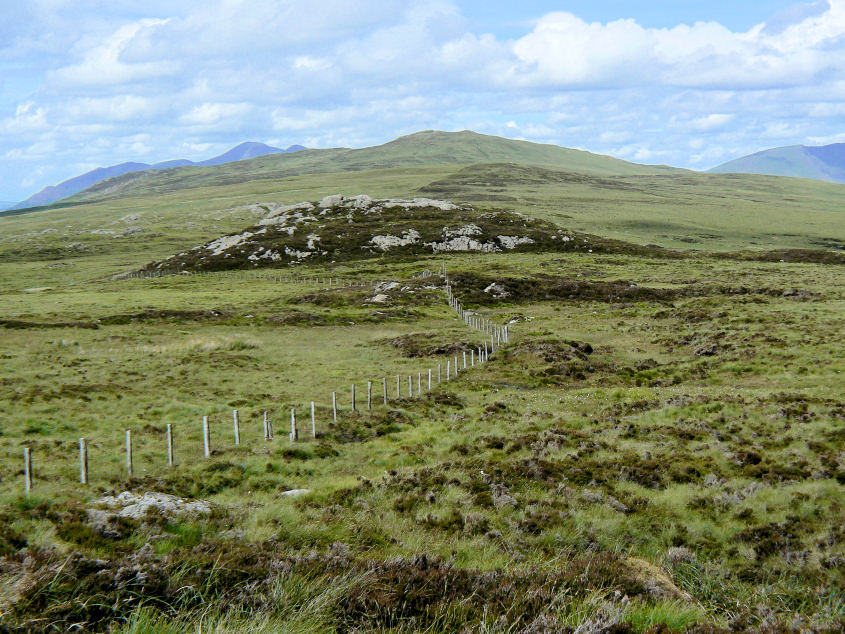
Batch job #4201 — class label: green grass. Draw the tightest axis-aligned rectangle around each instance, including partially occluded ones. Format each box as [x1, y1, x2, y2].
[0, 134, 843, 628]
[0, 246, 843, 630]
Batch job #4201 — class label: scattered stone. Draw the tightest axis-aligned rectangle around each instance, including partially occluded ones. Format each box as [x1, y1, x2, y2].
[483, 282, 510, 299]
[280, 488, 310, 497]
[366, 294, 390, 304]
[93, 491, 211, 520]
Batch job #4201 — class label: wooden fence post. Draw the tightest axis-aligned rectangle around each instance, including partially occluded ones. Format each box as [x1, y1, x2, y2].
[463, 351, 467, 369]
[126, 429, 134, 477]
[367, 381, 372, 410]
[332, 392, 337, 421]
[290, 408, 298, 442]
[454, 355, 459, 376]
[203, 416, 211, 457]
[351, 384, 356, 411]
[311, 401, 316, 437]
[418, 372, 422, 395]
[263, 411, 269, 441]
[396, 374, 400, 398]
[24, 447, 32, 496]
[438, 363, 441, 382]
[382, 377, 388, 404]
[446, 360, 450, 380]
[471, 349, 475, 366]
[79, 438, 88, 485]
[428, 369, 432, 391]
[233, 409, 240, 445]
[166, 424, 174, 466]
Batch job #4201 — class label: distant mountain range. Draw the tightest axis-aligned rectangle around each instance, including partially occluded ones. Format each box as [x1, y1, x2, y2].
[7, 142, 305, 210]
[709, 142, 845, 183]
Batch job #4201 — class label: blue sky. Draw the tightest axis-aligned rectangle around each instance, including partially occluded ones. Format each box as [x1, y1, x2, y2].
[0, 0, 843, 203]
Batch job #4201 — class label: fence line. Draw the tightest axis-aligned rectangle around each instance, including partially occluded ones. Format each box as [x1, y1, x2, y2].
[21, 264, 516, 494]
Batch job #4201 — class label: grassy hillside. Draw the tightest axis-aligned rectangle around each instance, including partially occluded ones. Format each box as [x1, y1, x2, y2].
[60, 130, 680, 206]
[0, 131, 843, 287]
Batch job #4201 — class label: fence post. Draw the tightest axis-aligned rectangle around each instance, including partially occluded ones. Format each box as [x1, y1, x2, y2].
[126, 429, 134, 477]
[382, 377, 388, 405]
[233, 409, 240, 445]
[167, 424, 174, 466]
[417, 372, 422, 395]
[408, 375, 413, 397]
[203, 416, 211, 457]
[396, 374, 400, 398]
[351, 384, 356, 411]
[463, 351, 467, 369]
[454, 355, 459, 376]
[311, 401, 316, 437]
[438, 363, 442, 382]
[290, 409, 298, 442]
[447, 360, 450, 380]
[471, 349, 475, 366]
[263, 411, 270, 441]
[367, 381, 372, 410]
[332, 392, 337, 421]
[79, 438, 89, 485]
[24, 447, 33, 496]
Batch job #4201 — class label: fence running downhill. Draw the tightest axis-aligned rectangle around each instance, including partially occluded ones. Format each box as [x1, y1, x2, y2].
[20, 266, 514, 495]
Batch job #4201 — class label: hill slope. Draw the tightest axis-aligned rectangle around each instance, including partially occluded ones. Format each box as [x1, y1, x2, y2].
[9, 142, 305, 210]
[710, 143, 845, 183]
[65, 130, 685, 205]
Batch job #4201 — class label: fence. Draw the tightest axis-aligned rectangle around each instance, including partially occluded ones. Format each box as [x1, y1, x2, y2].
[20, 265, 512, 494]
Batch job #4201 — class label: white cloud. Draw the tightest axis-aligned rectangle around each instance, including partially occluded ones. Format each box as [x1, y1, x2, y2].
[1, 0, 844, 200]
[1, 103, 49, 133]
[50, 19, 177, 87]
[179, 103, 253, 126]
[508, 3, 845, 90]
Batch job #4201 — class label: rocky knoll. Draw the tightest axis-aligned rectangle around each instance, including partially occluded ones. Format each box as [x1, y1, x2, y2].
[143, 194, 582, 272]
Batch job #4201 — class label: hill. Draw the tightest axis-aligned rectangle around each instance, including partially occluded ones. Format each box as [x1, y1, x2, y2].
[63, 130, 684, 205]
[9, 142, 305, 210]
[709, 142, 845, 183]
[0, 130, 843, 268]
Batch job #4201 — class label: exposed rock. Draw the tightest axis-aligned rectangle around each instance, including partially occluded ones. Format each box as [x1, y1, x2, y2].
[92, 491, 211, 520]
[366, 294, 390, 304]
[483, 282, 510, 298]
[280, 488, 310, 497]
[143, 194, 570, 273]
[498, 235, 535, 249]
[370, 229, 421, 250]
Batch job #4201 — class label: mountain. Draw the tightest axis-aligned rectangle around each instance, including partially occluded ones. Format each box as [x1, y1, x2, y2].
[9, 142, 305, 210]
[709, 143, 845, 183]
[197, 142, 306, 166]
[62, 130, 685, 205]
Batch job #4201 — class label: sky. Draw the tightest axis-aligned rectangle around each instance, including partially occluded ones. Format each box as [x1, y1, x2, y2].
[0, 0, 844, 203]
